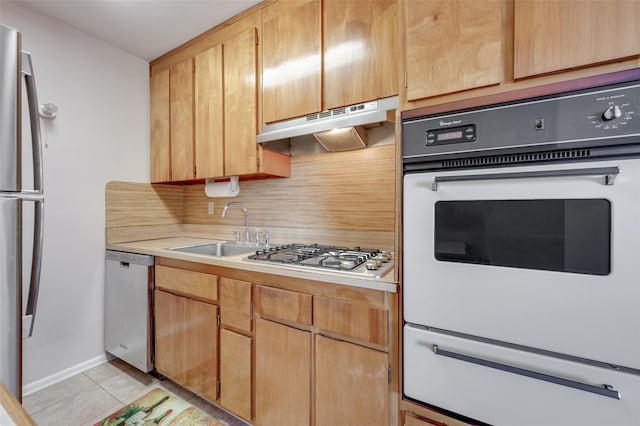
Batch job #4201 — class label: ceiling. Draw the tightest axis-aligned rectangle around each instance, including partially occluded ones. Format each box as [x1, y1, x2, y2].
[8, 0, 262, 62]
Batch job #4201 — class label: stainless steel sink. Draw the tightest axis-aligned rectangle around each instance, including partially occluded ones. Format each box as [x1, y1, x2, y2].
[168, 242, 257, 257]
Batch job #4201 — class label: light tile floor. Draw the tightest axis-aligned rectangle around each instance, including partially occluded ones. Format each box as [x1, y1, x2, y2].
[23, 359, 250, 426]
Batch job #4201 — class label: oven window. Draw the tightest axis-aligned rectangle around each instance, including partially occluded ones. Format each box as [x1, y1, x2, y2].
[434, 199, 611, 275]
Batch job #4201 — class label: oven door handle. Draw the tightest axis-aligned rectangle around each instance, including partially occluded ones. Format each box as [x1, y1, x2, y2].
[432, 345, 621, 400]
[431, 166, 620, 191]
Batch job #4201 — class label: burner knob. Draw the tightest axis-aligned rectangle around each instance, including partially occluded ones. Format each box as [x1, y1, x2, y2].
[365, 260, 380, 270]
[374, 253, 390, 262]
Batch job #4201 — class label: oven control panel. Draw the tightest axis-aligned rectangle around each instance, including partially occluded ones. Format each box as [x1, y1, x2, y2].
[402, 77, 640, 162]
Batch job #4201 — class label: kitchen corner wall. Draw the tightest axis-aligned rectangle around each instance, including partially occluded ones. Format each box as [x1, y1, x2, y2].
[1, 4, 149, 390]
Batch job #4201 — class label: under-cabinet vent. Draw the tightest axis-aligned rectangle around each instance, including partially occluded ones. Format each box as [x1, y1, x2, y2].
[305, 105, 361, 122]
[441, 148, 592, 168]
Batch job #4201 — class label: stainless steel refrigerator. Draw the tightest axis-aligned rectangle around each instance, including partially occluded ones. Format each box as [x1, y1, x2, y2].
[0, 24, 44, 401]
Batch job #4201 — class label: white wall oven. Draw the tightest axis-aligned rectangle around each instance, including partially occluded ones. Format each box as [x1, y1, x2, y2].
[402, 69, 640, 426]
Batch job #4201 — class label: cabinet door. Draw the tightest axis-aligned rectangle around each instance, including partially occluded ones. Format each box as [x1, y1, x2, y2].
[195, 44, 224, 179]
[182, 297, 218, 402]
[315, 335, 389, 426]
[223, 28, 258, 177]
[324, 0, 398, 109]
[405, 0, 502, 101]
[170, 58, 195, 181]
[154, 290, 218, 402]
[262, 0, 322, 123]
[154, 290, 183, 380]
[255, 318, 311, 426]
[150, 69, 170, 183]
[514, 0, 640, 78]
[219, 277, 252, 332]
[220, 329, 252, 420]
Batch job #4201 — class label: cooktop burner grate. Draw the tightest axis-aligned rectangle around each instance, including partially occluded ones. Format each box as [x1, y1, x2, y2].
[247, 244, 393, 277]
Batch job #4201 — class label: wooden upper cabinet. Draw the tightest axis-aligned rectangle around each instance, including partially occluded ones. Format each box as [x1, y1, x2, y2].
[262, 0, 322, 123]
[170, 58, 195, 181]
[224, 27, 258, 177]
[324, 0, 399, 110]
[405, 0, 503, 101]
[514, 0, 640, 79]
[150, 69, 170, 183]
[194, 44, 224, 179]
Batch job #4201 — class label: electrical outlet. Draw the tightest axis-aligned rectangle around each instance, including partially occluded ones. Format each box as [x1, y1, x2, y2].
[207, 201, 214, 215]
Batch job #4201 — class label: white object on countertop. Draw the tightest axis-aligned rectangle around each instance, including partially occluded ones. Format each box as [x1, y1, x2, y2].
[205, 175, 239, 197]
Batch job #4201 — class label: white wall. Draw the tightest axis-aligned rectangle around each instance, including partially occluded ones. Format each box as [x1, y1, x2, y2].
[1, 3, 149, 388]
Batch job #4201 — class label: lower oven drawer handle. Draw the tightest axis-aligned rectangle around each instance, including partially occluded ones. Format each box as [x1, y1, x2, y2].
[432, 345, 621, 400]
[431, 166, 620, 191]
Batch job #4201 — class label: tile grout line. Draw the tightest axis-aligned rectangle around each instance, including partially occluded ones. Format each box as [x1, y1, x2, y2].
[24, 372, 97, 418]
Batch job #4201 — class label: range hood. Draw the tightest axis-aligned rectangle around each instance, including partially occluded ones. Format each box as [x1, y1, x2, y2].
[257, 96, 398, 154]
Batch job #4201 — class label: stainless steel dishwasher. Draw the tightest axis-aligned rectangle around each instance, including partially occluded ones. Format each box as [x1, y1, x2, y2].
[105, 250, 154, 372]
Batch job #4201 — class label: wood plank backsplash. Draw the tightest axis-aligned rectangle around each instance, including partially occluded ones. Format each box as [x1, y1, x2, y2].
[184, 144, 396, 233]
[106, 181, 184, 242]
[106, 145, 396, 249]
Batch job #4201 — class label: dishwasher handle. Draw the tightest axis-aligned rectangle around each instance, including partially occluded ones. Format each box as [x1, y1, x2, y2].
[432, 166, 620, 191]
[433, 345, 621, 400]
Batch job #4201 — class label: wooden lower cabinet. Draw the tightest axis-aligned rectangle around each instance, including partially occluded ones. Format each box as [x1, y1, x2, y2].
[219, 277, 252, 333]
[404, 411, 475, 426]
[154, 289, 218, 402]
[315, 335, 389, 426]
[220, 329, 252, 421]
[154, 259, 394, 425]
[255, 318, 311, 426]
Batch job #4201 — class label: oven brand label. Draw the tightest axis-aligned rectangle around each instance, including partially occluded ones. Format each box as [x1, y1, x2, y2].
[439, 119, 462, 126]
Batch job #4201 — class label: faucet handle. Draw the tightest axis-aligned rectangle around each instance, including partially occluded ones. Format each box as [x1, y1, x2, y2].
[256, 230, 270, 247]
[232, 231, 241, 243]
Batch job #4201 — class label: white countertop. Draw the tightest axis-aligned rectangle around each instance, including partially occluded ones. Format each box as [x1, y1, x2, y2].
[107, 237, 398, 293]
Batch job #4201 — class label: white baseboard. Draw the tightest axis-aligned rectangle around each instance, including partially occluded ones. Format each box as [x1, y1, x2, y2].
[23, 353, 113, 396]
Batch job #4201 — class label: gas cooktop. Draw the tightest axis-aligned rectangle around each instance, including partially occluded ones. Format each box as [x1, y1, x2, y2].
[247, 244, 394, 278]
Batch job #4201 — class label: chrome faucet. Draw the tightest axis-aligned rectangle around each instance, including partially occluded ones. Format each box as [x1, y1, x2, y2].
[221, 201, 250, 243]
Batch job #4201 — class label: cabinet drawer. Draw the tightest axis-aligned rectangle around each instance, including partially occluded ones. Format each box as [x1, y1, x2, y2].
[404, 324, 640, 426]
[155, 265, 217, 302]
[254, 285, 312, 325]
[314, 296, 388, 346]
[220, 277, 252, 332]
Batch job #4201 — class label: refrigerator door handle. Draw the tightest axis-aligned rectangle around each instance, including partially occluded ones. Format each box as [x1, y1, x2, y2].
[24, 198, 44, 337]
[22, 50, 44, 336]
[21, 51, 43, 194]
